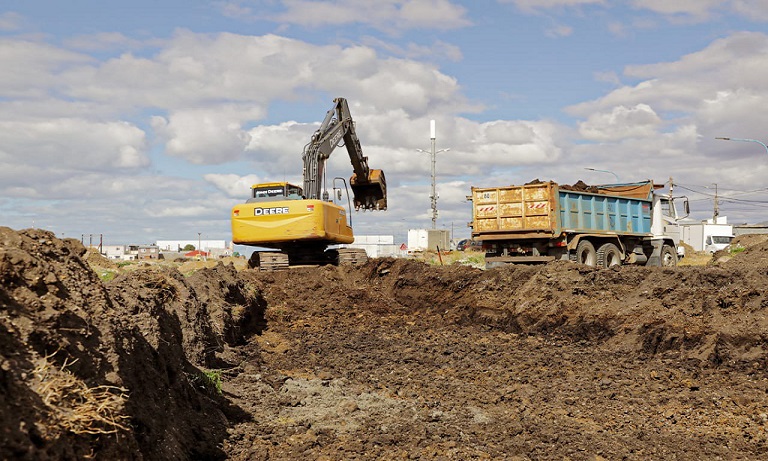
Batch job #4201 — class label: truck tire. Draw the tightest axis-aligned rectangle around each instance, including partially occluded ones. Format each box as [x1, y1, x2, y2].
[597, 243, 622, 268]
[573, 240, 597, 266]
[660, 244, 678, 267]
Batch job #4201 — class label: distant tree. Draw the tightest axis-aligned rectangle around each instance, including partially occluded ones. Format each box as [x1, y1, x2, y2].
[182, 244, 196, 251]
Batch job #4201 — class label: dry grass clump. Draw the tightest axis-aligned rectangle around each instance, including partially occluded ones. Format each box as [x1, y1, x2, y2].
[32, 353, 130, 436]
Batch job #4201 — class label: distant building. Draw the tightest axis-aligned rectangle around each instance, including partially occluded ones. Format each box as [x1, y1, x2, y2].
[407, 229, 450, 252]
[184, 250, 210, 258]
[156, 239, 227, 251]
[102, 244, 159, 260]
[103, 245, 133, 260]
[156, 239, 232, 258]
[347, 235, 403, 258]
[137, 245, 160, 260]
[734, 224, 768, 236]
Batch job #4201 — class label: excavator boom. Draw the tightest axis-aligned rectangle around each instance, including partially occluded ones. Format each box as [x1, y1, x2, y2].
[302, 98, 387, 211]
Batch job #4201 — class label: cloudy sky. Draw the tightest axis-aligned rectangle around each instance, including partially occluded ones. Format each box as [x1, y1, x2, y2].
[3, 0, 768, 246]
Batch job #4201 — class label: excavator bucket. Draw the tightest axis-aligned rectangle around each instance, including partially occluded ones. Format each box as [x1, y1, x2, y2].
[350, 169, 387, 211]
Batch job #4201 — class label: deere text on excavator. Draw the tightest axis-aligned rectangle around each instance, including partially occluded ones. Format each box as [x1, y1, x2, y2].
[231, 98, 387, 271]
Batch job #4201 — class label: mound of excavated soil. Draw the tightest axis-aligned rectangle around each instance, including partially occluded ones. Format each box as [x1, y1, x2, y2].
[3, 226, 768, 460]
[0, 228, 261, 460]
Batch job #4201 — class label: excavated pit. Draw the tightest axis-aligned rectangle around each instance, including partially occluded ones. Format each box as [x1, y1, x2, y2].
[2, 226, 768, 460]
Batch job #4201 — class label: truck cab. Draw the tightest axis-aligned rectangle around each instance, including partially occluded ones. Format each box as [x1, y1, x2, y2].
[705, 234, 734, 253]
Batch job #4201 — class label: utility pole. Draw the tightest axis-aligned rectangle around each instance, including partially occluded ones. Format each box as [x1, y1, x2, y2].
[417, 120, 449, 229]
[712, 183, 719, 221]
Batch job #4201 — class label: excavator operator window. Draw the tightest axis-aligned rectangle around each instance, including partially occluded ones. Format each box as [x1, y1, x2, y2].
[286, 185, 303, 199]
[252, 185, 287, 199]
[250, 183, 305, 202]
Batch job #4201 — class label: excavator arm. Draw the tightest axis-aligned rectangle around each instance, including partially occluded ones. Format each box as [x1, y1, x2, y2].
[302, 97, 387, 211]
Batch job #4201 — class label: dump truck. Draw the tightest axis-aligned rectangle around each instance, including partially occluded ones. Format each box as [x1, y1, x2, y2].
[231, 97, 387, 270]
[468, 180, 689, 268]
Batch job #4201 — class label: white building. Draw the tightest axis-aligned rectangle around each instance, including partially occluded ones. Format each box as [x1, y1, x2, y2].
[407, 229, 450, 252]
[347, 235, 403, 258]
[102, 244, 159, 260]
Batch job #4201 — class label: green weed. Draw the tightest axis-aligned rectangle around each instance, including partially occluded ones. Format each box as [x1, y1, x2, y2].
[99, 270, 117, 282]
[199, 370, 222, 395]
[729, 245, 746, 255]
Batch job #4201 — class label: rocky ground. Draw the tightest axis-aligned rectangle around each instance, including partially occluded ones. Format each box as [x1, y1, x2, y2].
[2, 227, 768, 460]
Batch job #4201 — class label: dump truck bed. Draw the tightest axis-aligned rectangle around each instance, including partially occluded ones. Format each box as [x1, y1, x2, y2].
[471, 181, 654, 240]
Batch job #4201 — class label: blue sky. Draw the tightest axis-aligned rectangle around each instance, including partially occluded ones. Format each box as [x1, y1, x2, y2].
[2, 0, 768, 246]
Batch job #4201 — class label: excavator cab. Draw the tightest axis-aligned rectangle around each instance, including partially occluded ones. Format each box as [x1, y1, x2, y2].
[350, 169, 387, 211]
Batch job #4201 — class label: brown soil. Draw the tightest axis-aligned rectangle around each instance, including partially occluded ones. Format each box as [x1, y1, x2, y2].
[3, 226, 768, 460]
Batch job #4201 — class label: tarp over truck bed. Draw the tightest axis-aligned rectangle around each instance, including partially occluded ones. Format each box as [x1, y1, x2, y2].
[471, 181, 655, 240]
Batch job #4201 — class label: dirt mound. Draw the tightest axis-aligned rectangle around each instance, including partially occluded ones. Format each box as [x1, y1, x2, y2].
[0, 228, 261, 460]
[4, 227, 768, 459]
[710, 234, 768, 268]
[83, 249, 117, 269]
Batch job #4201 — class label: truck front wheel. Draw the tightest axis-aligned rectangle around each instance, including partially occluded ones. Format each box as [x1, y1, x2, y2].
[573, 240, 597, 266]
[660, 244, 678, 267]
[597, 243, 622, 268]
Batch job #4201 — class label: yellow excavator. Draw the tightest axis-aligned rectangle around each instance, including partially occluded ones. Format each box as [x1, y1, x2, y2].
[231, 97, 387, 270]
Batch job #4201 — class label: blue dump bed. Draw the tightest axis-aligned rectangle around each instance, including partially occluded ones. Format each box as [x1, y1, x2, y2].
[471, 181, 654, 239]
[558, 188, 651, 235]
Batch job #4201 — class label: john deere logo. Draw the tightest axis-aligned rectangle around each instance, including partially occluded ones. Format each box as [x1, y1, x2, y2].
[254, 207, 290, 216]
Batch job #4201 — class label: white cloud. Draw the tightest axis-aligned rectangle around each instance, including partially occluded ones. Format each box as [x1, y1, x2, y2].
[204, 174, 263, 198]
[0, 39, 91, 98]
[0, 12, 23, 31]
[630, 0, 722, 22]
[731, 0, 768, 21]
[579, 104, 662, 141]
[545, 24, 574, 37]
[63, 32, 147, 52]
[0, 118, 148, 171]
[264, 0, 471, 30]
[500, 0, 607, 13]
[151, 105, 260, 164]
[360, 37, 463, 62]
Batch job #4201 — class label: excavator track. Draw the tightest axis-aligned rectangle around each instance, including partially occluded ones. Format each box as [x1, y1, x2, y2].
[337, 248, 368, 266]
[249, 251, 290, 272]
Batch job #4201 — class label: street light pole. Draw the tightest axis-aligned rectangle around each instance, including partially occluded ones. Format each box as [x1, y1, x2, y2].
[715, 137, 768, 155]
[584, 167, 619, 182]
[417, 120, 450, 229]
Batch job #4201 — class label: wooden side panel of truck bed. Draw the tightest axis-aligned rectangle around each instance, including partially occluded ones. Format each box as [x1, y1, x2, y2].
[472, 182, 557, 235]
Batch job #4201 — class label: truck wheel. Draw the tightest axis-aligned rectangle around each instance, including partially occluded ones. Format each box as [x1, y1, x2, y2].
[573, 240, 597, 266]
[597, 243, 622, 268]
[660, 244, 678, 267]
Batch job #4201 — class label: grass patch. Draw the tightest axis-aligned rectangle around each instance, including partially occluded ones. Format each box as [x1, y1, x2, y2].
[729, 245, 746, 255]
[98, 270, 117, 282]
[416, 250, 486, 268]
[197, 370, 222, 395]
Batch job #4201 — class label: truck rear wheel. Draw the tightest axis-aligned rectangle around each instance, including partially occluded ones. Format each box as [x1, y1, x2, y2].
[597, 243, 622, 268]
[660, 244, 678, 267]
[573, 240, 597, 266]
